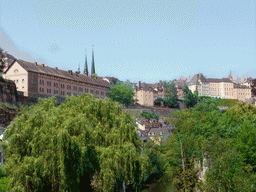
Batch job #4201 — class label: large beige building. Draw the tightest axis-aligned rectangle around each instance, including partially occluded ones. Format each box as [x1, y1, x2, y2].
[188, 73, 251, 101]
[4, 60, 112, 102]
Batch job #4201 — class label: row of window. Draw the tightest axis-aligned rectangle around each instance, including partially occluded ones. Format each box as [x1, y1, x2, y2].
[40, 81, 105, 94]
[14, 79, 25, 83]
[39, 87, 105, 96]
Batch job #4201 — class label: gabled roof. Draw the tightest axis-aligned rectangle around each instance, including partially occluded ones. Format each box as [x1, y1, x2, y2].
[6, 60, 111, 87]
[188, 73, 208, 86]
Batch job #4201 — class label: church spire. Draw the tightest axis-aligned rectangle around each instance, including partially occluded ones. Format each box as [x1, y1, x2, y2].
[77, 63, 80, 74]
[228, 70, 233, 81]
[84, 48, 88, 76]
[91, 44, 95, 76]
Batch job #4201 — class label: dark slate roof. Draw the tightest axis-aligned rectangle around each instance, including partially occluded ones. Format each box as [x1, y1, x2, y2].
[7, 60, 111, 87]
[234, 83, 251, 89]
[207, 78, 233, 83]
[187, 73, 208, 85]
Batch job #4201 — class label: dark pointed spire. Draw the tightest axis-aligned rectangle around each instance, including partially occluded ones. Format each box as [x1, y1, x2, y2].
[77, 63, 80, 74]
[84, 49, 88, 76]
[91, 44, 95, 76]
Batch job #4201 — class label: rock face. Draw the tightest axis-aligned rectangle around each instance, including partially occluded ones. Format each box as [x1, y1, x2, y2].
[0, 78, 19, 108]
[0, 107, 19, 134]
[0, 77, 20, 134]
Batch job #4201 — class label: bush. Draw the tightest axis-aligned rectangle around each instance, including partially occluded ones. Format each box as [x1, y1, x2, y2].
[139, 111, 159, 119]
[0, 163, 7, 178]
[0, 177, 9, 191]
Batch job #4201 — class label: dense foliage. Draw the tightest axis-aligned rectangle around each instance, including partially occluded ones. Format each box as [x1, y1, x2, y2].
[157, 97, 256, 191]
[183, 84, 199, 108]
[163, 80, 179, 108]
[1, 94, 151, 191]
[0, 163, 9, 191]
[109, 81, 136, 108]
[139, 111, 159, 120]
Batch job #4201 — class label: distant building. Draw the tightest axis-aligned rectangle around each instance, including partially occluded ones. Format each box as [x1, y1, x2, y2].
[187, 72, 251, 101]
[135, 118, 173, 146]
[133, 80, 167, 106]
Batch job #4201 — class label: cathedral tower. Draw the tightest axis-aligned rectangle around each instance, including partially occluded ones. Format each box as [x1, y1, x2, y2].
[91, 44, 95, 76]
[84, 49, 88, 76]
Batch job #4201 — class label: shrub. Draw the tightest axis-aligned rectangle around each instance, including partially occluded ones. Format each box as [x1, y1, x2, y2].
[0, 177, 9, 192]
[139, 111, 159, 120]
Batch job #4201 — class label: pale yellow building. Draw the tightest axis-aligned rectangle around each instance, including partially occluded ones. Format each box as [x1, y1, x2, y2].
[188, 73, 252, 102]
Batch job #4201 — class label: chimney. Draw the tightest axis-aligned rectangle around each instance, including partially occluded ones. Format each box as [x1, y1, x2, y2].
[68, 70, 73, 75]
[42, 64, 45, 67]
[34, 62, 38, 66]
[55, 67, 58, 70]
[139, 81, 141, 89]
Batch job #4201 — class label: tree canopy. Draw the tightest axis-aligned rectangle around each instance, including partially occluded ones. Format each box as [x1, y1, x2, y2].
[108, 81, 136, 107]
[1, 94, 151, 191]
[159, 98, 256, 191]
[182, 84, 199, 109]
[163, 80, 178, 108]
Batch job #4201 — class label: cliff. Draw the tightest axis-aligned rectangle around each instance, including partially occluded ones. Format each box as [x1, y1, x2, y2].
[0, 77, 20, 134]
[0, 77, 19, 108]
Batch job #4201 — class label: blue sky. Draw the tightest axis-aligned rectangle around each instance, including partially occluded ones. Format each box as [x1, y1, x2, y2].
[0, 0, 255, 84]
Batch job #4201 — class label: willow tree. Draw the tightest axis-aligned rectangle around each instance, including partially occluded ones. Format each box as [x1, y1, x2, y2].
[1, 94, 150, 191]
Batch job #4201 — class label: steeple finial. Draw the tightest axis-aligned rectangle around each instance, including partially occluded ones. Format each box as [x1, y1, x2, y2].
[228, 70, 233, 81]
[91, 44, 95, 76]
[84, 48, 88, 76]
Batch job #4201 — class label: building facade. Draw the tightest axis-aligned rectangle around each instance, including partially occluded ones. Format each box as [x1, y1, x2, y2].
[3, 60, 112, 102]
[133, 80, 167, 106]
[188, 73, 252, 101]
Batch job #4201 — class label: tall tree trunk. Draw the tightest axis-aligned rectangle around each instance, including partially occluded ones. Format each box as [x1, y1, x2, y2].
[178, 133, 185, 171]
[123, 180, 126, 192]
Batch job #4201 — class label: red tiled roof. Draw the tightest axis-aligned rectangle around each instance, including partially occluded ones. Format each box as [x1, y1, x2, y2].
[13, 60, 111, 87]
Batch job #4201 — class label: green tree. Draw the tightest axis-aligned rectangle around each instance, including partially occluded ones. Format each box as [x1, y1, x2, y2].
[91, 73, 99, 77]
[162, 106, 255, 191]
[192, 96, 222, 113]
[163, 80, 178, 108]
[109, 81, 136, 108]
[1, 94, 150, 191]
[233, 119, 256, 171]
[0, 163, 10, 191]
[183, 84, 198, 109]
[154, 97, 165, 107]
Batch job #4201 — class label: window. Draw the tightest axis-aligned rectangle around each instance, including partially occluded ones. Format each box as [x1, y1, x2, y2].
[42, 88, 44, 93]
[22, 79, 24, 83]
